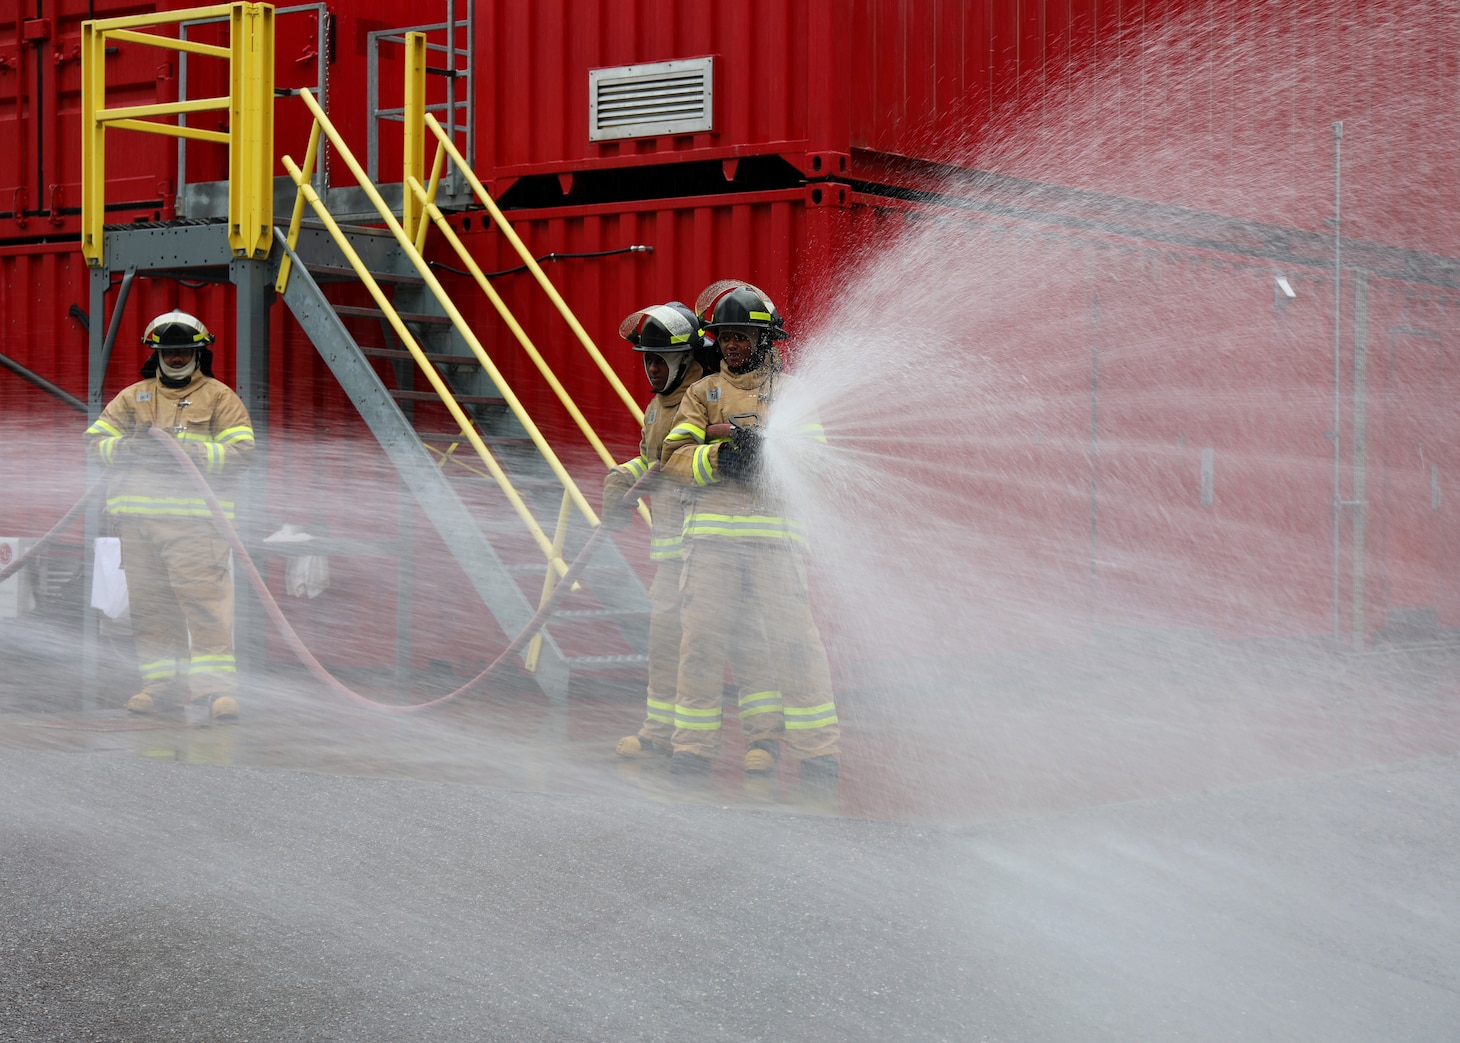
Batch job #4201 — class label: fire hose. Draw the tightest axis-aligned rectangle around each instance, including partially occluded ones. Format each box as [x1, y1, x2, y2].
[1, 427, 655, 714]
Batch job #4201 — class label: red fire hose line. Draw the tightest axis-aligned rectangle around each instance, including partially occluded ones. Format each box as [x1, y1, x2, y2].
[6, 428, 650, 715]
[0, 479, 105, 586]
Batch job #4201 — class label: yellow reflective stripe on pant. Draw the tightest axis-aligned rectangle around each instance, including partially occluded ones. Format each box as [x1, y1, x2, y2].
[674, 704, 723, 731]
[189, 653, 236, 677]
[139, 659, 178, 684]
[645, 696, 675, 727]
[738, 689, 784, 718]
[784, 702, 838, 730]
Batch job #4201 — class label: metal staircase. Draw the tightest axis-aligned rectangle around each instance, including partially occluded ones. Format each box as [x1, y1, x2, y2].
[80, 4, 651, 708]
[274, 223, 651, 704]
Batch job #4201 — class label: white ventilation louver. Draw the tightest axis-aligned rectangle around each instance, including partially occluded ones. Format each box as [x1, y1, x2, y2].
[589, 57, 714, 142]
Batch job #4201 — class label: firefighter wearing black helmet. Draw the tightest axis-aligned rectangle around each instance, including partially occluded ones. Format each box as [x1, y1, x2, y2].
[605, 303, 785, 766]
[85, 310, 255, 722]
[659, 282, 841, 790]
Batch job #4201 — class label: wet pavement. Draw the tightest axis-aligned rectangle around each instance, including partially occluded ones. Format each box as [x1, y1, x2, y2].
[3, 611, 1460, 1040]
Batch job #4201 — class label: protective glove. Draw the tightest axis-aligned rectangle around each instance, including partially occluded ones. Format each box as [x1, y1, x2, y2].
[600, 469, 636, 532]
[717, 426, 762, 482]
[121, 425, 171, 464]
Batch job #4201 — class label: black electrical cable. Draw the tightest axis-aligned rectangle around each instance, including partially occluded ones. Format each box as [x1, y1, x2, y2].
[431, 244, 651, 279]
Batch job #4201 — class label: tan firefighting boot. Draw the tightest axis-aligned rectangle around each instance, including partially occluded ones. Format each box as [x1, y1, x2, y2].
[125, 691, 183, 716]
[615, 734, 668, 759]
[743, 739, 779, 774]
[125, 692, 158, 715]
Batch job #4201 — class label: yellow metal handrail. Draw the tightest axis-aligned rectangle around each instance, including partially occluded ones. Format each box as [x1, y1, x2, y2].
[286, 88, 599, 526]
[81, 2, 273, 267]
[278, 154, 572, 577]
[418, 114, 645, 424]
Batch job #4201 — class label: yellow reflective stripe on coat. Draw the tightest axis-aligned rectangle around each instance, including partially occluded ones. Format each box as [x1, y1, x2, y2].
[799, 422, 828, 444]
[87, 418, 123, 439]
[96, 436, 123, 465]
[682, 512, 805, 541]
[177, 432, 228, 474]
[691, 444, 717, 486]
[674, 704, 723, 731]
[105, 494, 236, 520]
[619, 454, 651, 479]
[665, 422, 705, 446]
[784, 702, 838, 730]
[216, 425, 254, 446]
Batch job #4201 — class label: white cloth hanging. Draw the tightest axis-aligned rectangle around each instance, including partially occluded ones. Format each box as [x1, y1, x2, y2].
[263, 524, 331, 598]
[90, 537, 129, 619]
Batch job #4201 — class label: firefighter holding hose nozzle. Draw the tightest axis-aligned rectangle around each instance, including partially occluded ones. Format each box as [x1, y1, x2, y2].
[606, 303, 785, 769]
[658, 282, 841, 793]
[84, 310, 255, 723]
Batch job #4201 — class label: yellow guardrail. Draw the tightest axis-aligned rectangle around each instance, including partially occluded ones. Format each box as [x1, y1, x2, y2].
[81, 2, 274, 267]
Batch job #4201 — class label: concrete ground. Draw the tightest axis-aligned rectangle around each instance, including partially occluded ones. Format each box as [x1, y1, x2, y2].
[2, 608, 1459, 1041]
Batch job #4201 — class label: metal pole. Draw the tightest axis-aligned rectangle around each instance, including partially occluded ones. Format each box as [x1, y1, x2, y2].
[99, 266, 136, 378]
[1089, 289, 1101, 624]
[231, 256, 271, 680]
[1331, 120, 1343, 643]
[82, 266, 110, 711]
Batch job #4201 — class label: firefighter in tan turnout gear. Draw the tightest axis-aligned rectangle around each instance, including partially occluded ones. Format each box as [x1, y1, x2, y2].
[85, 310, 256, 722]
[606, 303, 785, 769]
[660, 282, 840, 788]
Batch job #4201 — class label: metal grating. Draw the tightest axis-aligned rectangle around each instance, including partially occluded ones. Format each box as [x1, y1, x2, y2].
[589, 57, 714, 141]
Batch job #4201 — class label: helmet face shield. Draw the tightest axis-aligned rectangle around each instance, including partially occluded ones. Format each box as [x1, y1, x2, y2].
[620, 302, 705, 394]
[694, 282, 788, 341]
[143, 310, 216, 350]
[140, 309, 216, 380]
[618, 303, 703, 353]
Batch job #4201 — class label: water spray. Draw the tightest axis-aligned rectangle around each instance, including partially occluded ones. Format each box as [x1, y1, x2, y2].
[7, 428, 654, 715]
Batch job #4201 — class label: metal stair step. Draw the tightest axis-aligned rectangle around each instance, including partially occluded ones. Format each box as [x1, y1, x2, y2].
[563, 653, 649, 668]
[333, 303, 454, 326]
[360, 346, 489, 366]
[390, 389, 504, 404]
[305, 263, 426, 286]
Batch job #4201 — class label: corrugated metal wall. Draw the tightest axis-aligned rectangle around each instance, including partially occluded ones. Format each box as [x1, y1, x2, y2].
[1, 0, 1457, 659]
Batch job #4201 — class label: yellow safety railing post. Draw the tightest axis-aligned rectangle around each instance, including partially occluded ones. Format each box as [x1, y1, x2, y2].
[274, 117, 322, 293]
[416, 140, 447, 254]
[402, 31, 427, 243]
[81, 3, 274, 268]
[80, 20, 106, 267]
[229, 2, 274, 258]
